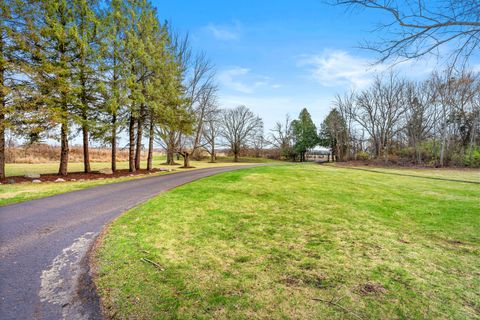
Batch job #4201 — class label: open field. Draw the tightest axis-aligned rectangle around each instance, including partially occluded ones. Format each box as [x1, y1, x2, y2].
[3, 155, 276, 177]
[93, 164, 480, 320]
[0, 156, 276, 206]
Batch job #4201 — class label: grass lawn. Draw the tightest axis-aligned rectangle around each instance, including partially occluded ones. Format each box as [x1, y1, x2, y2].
[93, 164, 480, 319]
[0, 156, 274, 206]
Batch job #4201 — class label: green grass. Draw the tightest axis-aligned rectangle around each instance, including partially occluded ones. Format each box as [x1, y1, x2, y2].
[94, 164, 480, 319]
[0, 156, 275, 206]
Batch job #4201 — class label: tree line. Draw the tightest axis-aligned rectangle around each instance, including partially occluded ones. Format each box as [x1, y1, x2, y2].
[269, 70, 480, 167]
[320, 71, 480, 167]
[1, 0, 267, 179]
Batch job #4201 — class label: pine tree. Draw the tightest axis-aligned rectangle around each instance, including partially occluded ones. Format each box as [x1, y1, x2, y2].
[29, 0, 78, 176]
[292, 108, 319, 162]
[0, 1, 40, 178]
[102, 0, 128, 172]
[72, 0, 102, 173]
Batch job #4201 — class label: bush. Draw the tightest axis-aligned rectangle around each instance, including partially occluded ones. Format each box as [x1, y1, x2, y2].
[464, 148, 480, 167]
[355, 151, 369, 160]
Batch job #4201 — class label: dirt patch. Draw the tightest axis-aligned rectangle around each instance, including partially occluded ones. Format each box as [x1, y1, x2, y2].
[1, 168, 170, 184]
[281, 272, 333, 289]
[445, 239, 466, 246]
[356, 282, 387, 295]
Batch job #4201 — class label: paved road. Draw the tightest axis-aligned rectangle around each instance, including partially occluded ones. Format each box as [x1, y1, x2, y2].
[0, 165, 257, 320]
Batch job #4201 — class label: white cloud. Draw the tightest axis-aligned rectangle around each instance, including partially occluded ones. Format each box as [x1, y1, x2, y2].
[299, 50, 436, 89]
[205, 22, 241, 41]
[218, 67, 281, 94]
[298, 50, 384, 89]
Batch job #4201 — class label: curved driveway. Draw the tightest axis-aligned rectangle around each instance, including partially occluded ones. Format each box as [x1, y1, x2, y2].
[0, 165, 257, 320]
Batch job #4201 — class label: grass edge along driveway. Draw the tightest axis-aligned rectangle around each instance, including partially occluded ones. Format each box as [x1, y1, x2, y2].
[0, 159, 276, 206]
[93, 164, 480, 320]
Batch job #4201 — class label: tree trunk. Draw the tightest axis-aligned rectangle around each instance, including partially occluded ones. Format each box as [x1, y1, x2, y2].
[82, 125, 90, 173]
[166, 149, 174, 165]
[0, 51, 5, 180]
[135, 112, 143, 171]
[183, 152, 190, 168]
[210, 144, 216, 163]
[129, 114, 136, 172]
[111, 113, 117, 172]
[147, 116, 154, 171]
[165, 133, 177, 165]
[58, 122, 69, 176]
[440, 127, 447, 167]
[0, 111, 4, 180]
[234, 152, 239, 162]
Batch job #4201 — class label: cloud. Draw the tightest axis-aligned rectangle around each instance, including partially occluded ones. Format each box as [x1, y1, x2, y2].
[298, 50, 384, 89]
[299, 50, 436, 89]
[218, 67, 281, 94]
[205, 22, 241, 41]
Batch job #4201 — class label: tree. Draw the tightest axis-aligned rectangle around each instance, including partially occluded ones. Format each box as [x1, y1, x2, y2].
[270, 114, 295, 160]
[251, 122, 266, 158]
[29, 0, 78, 176]
[0, 1, 37, 178]
[176, 53, 217, 168]
[101, 0, 128, 172]
[352, 73, 408, 160]
[203, 109, 221, 163]
[404, 80, 435, 164]
[72, 0, 102, 173]
[319, 108, 348, 161]
[220, 105, 263, 162]
[334, 0, 480, 66]
[292, 108, 318, 162]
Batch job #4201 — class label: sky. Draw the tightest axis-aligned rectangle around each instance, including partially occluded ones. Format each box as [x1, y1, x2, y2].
[151, 0, 457, 131]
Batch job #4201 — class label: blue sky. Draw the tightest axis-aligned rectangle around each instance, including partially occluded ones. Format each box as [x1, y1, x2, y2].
[151, 0, 474, 130]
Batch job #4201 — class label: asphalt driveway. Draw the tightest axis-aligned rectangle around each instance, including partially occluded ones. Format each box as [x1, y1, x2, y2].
[0, 165, 257, 320]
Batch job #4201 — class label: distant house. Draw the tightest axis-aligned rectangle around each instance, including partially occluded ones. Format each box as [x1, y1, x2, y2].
[306, 146, 331, 162]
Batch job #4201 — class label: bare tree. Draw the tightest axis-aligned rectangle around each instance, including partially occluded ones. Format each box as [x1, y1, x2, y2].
[269, 114, 295, 160]
[220, 105, 263, 162]
[251, 122, 266, 158]
[333, 91, 356, 160]
[202, 109, 221, 163]
[432, 70, 478, 166]
[404, 80, 435, 164]
[334, 0, 480, 65]
[176, 53, 218, 168]
[352, 72, 409, 160]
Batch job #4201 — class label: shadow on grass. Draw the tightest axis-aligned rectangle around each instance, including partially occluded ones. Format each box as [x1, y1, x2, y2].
[329, 165, 480, 185]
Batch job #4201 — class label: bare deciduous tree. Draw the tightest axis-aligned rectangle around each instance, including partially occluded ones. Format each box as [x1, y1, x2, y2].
[176, 53, 218, 168]
[220, 105, 263, 162]
[202, 109, 221, 163]
[352, 73, 409, 160]
[334, 0, 480, 65]
[269, 114, 295, 160]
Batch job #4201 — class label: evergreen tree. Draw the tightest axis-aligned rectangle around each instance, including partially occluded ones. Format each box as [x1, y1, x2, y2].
[0, 1, 41, 178]
[319, 108, 348, 161]
[101, 0, 128, 172]
[292, 108, 318, 162]
[72, 0, 102, 173]
[30, 0, 78, 176]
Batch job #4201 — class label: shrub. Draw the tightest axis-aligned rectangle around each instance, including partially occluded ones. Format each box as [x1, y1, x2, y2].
[464, 148, 480, 168]
[355, 151, 369, 160]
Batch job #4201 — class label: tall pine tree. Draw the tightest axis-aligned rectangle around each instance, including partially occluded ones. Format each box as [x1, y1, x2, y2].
[292, 108, 319, 162]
